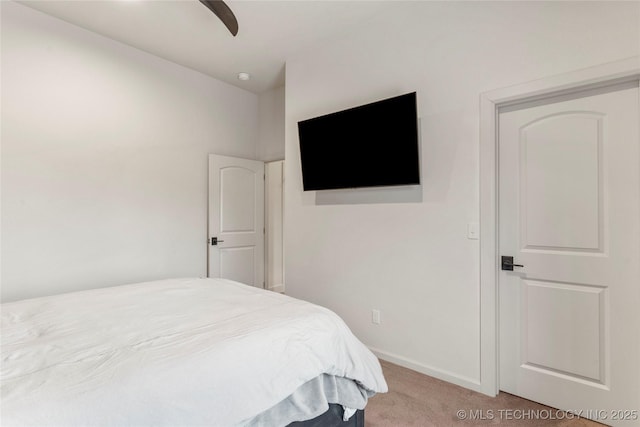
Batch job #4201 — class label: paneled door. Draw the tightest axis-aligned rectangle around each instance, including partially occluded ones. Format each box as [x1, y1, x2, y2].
[498, 83, 639, 424]
[208, 154, 264, 287]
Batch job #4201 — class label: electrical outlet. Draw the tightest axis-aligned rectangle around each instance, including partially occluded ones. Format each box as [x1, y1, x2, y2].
[371, 309, 381, 325]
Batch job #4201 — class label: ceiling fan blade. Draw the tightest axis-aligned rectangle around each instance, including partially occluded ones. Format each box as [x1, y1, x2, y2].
[199, 0, 238, 37]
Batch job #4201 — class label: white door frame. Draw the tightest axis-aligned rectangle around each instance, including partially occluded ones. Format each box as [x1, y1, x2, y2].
[265, 160, 285, 293]
[478, 56, 640, 397]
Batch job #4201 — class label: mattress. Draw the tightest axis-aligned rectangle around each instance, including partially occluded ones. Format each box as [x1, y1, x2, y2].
[0, 278, 387, 426]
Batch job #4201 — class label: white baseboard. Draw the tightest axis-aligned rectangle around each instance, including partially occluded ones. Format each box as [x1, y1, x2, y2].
[369, 346, 490, 396]
[268, 283, 285, 293]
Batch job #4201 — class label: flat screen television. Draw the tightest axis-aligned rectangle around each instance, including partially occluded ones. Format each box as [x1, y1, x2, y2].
[297, 92, 419, 191]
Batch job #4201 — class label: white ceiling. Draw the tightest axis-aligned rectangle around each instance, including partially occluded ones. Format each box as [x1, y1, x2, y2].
[19, 0, 395, 94]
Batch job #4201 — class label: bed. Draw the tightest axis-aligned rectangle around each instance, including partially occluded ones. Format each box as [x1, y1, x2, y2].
[1, 278, 387, 426]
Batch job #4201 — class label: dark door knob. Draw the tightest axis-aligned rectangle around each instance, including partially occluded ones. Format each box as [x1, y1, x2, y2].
[210, 237, 225, 246]
[501, 255, 524, 271]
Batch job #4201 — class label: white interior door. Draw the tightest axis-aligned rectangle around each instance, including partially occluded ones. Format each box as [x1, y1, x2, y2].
[498, 83, 640, 424]
[208, 154, 264, 287]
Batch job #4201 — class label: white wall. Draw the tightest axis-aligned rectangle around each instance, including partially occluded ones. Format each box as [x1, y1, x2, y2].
[284, 1, 640, 391]
[1, 2, 258, 302]
[258, 85, 285, 162]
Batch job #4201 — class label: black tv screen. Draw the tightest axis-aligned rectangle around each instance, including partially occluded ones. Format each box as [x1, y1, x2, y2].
[297, 92, 419, 191]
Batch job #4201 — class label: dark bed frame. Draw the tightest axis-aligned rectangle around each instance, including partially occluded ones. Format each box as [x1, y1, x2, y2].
[288, 405, 364, 427]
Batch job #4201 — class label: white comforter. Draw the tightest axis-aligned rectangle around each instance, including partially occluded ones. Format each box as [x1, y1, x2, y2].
[1, 278, 387, 426]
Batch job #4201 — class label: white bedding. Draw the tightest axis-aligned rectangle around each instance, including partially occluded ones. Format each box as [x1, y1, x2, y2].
[0, 278, 387, 426]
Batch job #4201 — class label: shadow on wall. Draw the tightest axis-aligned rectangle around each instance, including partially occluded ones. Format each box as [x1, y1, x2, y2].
[315, 185, 422, 205]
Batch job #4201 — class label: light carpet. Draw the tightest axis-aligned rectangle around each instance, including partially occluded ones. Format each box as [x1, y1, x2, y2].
[365, 360, 603, 426]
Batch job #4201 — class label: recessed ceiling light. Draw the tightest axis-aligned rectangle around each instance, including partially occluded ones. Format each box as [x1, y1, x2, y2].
[237, 72, 251, 81]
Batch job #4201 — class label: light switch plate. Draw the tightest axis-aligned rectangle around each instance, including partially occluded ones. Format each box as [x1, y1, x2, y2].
[467, 222, 479, 240]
